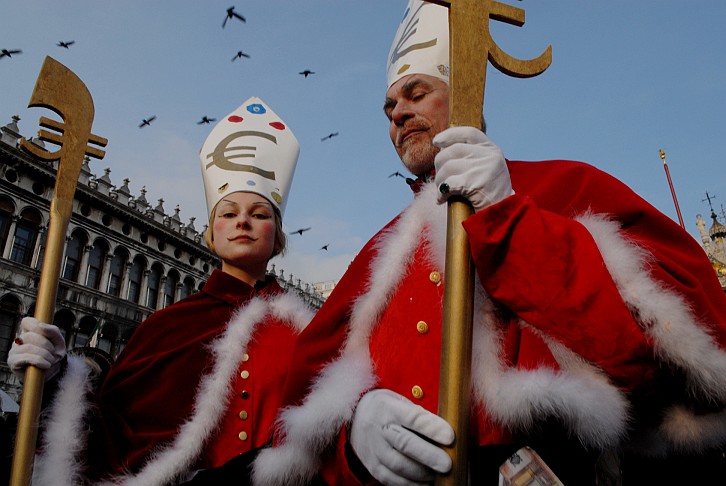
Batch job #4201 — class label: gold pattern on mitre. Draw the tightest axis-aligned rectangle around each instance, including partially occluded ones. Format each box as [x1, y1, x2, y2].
[199, 97, 299, 218]
[387, 0, 449, 89]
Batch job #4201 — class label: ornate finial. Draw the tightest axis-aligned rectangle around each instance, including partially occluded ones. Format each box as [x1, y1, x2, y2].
[104, 167, 111, 176]
[140, 186, 147, 196]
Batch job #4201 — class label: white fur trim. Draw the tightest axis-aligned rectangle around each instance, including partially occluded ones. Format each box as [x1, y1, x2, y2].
[263, 184, 726, 479]
[577, 213, 726, 401]
[34, 292, 311, 486]
[33, 356, 94, 486]
[259, 183, 640, 481]
[253, 352, 376, 485]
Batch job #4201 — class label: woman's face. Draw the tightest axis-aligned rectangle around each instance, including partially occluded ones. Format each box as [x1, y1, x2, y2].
[211, 192, 277, 278]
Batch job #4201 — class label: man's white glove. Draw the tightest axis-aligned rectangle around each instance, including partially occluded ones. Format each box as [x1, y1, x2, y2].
[433, 126, 514, 212]
[350, 389, 454, 486]
[7, 317, 66, 381]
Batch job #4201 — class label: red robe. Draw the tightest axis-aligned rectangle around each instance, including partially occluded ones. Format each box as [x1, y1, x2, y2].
[253, 160, 726, 485]
[33, 269, 313, 485]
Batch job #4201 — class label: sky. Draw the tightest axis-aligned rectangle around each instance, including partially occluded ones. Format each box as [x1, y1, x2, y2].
[1, 1, 725, 286]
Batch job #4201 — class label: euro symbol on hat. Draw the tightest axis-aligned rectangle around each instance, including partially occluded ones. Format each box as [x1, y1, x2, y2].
[205, 131, 277, 181]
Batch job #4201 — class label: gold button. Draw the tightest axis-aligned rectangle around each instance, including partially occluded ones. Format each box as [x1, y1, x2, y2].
[412, 385, 424, 400]
[416, 321, 429, 334]
[239, 410, 248, 420]
[238, 431, 248, 441]
[429, 271, 441, 284]
[240, 370, 250, 379]
[242, 353, 250, 362]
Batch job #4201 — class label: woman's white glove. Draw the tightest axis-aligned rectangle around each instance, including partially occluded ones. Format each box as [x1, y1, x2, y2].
[433, 126, 514, 212]
[7, 317, 66, 381]
[350, 389, 454, 486]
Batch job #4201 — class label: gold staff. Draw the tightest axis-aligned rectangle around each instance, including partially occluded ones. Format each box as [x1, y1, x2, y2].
[426, 1, 552, 484]
[11, 56, 107, 486]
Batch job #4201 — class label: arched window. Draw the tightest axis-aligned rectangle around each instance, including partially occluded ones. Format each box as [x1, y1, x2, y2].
[10, 208, 42, 266]
[0, 197, 15, 258]
[75, 316, 97, 348]
[163, 269, 180, 308]
[53, 309, 74, 347]
[0, 294, 21, 362]
[86, 240, 109, 290]
[97, 323, 118, 355]
[127, 256, 146, 304]
[107, 247, 129, 297]
[180, 276, 195, 300]
[146, 263, 163, 309]
[62, 230, 88, 282]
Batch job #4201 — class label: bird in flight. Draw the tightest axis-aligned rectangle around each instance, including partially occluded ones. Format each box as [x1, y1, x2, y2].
[223, 7, 246, 27]
[57, 41, 75, 49]
[289, 227, 312, 236]
[139, 116, 157, 128]
[320, 244, 330, 251]
[299, 70, 315, 78]
[388, 171, 406, 179]
[232, 51, 250, 61]
[0, 49, 22, 59]
[197, 116, 216, 125]
[321, 132, 339, 142]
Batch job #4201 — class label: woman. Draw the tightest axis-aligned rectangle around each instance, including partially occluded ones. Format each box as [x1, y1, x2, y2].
[8, 97, 313, 485]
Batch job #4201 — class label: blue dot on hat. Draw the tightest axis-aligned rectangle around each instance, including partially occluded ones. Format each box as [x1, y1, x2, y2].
[246, 104, 266, 115]
[246, 180, 256, 186]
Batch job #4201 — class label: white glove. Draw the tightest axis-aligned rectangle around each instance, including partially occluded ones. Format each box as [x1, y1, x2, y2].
[7, 317, 66, 381]
[433, 126, 514, 212]
[350, 389, 454, 486]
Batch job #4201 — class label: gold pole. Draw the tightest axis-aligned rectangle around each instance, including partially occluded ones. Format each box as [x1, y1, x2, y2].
[11, 56, 106, 486]
[431, 1, 551, 483]
[438, 196, 475, 486]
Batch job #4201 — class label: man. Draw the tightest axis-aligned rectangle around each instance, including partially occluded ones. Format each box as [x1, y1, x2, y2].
[253, 1, 726, 484]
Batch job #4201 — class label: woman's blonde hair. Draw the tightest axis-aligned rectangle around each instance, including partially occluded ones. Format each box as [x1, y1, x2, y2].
[204, 204, 287, 259]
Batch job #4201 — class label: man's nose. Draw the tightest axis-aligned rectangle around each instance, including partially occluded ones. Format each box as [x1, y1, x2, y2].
[390, 101, 413, 125]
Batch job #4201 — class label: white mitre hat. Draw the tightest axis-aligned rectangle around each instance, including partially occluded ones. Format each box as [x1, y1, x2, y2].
[199, 97, 300, 218]
[387, 0, 449, 90]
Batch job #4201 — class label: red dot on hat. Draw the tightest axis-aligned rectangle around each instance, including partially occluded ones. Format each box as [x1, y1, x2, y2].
[228, 116, 244, 123]
[269, 122, 285, 130]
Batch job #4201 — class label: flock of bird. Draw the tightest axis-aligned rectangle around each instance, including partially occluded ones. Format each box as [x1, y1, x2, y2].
[1, 5, 409, 254]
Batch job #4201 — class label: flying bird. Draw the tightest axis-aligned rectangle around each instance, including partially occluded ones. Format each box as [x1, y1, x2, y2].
[223, 7, 246, 27]
[197, 116, 216, 125]
[139, 116, 156, 128]
[321, 132, 339, 142]
[232, 51, 250, 61]
[388, 171, 406, 179]
[0, 49, 22, 59]
[320, 244, 330, 251]
[299, 70, 315, 78]
[57, 41, 75, 49]
[289, 227, 312, 236]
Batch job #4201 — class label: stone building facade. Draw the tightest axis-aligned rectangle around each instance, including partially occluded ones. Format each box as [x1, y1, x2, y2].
[696, 211, 726, 291]
[0, 115, 323, 401]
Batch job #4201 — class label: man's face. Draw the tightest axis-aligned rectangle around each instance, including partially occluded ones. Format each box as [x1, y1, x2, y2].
[384, 74, 450, 177]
